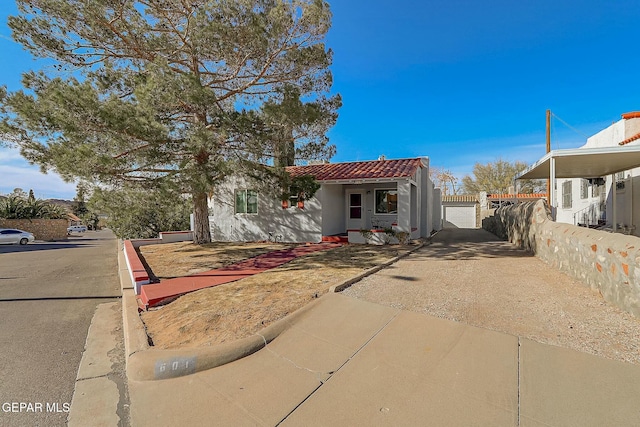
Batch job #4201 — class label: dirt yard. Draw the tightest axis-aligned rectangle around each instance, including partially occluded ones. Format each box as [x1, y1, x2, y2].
[138, 241, 417, 349]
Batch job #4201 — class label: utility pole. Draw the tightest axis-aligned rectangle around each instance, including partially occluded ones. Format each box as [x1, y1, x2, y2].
[546, 109, 551, 201]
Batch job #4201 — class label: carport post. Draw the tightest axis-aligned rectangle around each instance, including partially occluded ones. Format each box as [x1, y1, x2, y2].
[612, 173, 617, 232]
[549, 157, 557, 220]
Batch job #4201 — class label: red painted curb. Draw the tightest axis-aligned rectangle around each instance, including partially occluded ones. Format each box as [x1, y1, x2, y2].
[123, 240, 150, 286]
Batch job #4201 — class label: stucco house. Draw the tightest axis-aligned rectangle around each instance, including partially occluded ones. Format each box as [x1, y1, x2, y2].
[518, 112, 640, 236]
[207, 157, 441, 244]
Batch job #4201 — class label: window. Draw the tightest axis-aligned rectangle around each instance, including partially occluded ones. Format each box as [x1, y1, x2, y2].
[235, 189, 258, 214]
[616, 172, 626, 190]
[288, 194, 298, 209]
[580, 179, 589, 199]
[562, 181, 572, 209]
[591, 178, 605, 198]
[375, 189, 398, 214]
[349, 193, 362, 219]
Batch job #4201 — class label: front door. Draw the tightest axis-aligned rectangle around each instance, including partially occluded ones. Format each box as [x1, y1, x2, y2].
[346, 191, 365, 230]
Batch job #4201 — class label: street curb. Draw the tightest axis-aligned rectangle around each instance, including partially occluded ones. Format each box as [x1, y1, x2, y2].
[118, 242, 321, 381]
[119, 238, 433, 382]
[126, 296, 321, 381]
[68, 302, 125, 427]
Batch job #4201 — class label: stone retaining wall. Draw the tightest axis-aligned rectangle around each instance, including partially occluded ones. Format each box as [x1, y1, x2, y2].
[483, 200, 640, 317]
[0, 219, 68, 241]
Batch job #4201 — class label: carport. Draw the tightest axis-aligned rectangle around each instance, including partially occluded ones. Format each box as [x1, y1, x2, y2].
[516, 145, 640, 231]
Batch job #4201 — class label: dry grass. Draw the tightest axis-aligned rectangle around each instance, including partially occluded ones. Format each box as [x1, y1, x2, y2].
[138, 241, 294, 279]
[139, 241, 417, 349]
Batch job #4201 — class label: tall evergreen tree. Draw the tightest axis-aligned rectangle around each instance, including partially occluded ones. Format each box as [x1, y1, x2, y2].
[0, 0, 340, 243]
[72, 182, 90, 217]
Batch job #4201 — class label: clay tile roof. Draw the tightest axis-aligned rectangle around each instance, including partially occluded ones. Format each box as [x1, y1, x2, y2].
[622, 112, 640, 120]
[618, 131, 640, 146]
[286, 158, 424, 181]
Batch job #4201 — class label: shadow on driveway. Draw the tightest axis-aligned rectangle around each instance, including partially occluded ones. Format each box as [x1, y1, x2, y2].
[420, 227, 533, 260]
[0, 241, 97, 254]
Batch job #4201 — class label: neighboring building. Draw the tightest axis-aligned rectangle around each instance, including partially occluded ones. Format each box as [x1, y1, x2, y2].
[518, 112, 640, 236]
[67, 212, 82, 226]
[207, 157, 441, 243]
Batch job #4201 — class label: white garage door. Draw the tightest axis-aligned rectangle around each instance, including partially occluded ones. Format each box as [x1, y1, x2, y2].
[443, 205, 476, 228]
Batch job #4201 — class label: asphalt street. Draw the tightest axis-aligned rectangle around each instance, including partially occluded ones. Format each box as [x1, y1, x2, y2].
[0, 229, 122, 427]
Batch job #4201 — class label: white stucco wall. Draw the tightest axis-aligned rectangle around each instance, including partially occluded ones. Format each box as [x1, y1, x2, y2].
[432, 187, 442, 233]
[554, 178, 602, 225]
[209, 176, 322, 243]
[320, 184, 344, 236]
[396, 180, 412, 233]
[554, 116, 640, 236]
[582, 119, 626, 148]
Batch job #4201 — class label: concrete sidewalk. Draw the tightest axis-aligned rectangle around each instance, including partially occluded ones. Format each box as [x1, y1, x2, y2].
[129, 292, 640, 426]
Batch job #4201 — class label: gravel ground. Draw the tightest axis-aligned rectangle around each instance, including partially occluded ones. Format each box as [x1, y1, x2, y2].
[342, 228, 640, 365]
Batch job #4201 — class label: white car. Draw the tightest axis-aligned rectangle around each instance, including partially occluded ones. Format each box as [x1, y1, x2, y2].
[0, 228, 35, 245]
[67, 225, 88, 233]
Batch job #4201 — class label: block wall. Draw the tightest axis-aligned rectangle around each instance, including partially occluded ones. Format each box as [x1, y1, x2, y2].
[0, 219, 68, 241]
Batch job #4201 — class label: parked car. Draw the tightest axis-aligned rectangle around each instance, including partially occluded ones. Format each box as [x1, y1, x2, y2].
[0, 228, 35, 245]
[67, 225, 88, 234]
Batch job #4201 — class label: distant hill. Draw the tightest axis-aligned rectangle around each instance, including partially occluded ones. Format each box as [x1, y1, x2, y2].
[45, 199, 74, 211]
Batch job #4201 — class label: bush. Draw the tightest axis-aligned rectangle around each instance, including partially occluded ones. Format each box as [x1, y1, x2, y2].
[0, 195, 67, 219]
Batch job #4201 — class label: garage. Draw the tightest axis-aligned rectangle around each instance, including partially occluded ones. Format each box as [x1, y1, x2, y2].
[441, 195, 479, 228]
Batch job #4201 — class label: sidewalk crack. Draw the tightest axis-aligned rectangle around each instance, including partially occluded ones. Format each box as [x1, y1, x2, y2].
[76, 373, 109, 382]
[256, 333, 332, 383]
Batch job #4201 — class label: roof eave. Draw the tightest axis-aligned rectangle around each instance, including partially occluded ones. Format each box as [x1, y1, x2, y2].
[318, 177, 411, 185]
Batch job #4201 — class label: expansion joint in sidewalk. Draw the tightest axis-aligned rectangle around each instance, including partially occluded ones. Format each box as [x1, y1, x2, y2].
[275, 312, 400, 426]
[517, 336, 521, 426]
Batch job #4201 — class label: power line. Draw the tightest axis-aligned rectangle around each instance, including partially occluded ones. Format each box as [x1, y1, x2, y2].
[551, 112, 589, 142]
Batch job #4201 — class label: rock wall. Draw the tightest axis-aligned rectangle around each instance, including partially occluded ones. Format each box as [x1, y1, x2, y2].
[0, 219, 68, 241]
[484, 200, 640, 317]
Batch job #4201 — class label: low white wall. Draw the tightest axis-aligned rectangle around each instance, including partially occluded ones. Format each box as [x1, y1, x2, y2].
[159, 231, 193, 243]
[131, 231, 193, 248]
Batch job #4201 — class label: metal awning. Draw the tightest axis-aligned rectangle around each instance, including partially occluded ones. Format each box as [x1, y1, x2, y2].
[516, 145, 640, 180]
[516, 144, 640, 230]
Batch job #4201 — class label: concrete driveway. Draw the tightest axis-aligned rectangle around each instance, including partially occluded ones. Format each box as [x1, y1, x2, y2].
[344, 228, 640, 365]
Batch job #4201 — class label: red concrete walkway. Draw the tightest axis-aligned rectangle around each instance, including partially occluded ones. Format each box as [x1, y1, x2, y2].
[138, 243, 341, 309]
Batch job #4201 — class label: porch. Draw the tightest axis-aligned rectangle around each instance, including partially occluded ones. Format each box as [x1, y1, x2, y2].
[320, 180, 422, 245]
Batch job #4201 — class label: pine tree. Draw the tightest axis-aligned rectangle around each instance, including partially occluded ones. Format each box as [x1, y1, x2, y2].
[0, 0, 340, 243]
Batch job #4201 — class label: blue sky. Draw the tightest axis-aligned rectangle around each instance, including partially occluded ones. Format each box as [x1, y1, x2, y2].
[2, 0, 640, 199]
